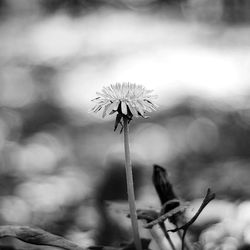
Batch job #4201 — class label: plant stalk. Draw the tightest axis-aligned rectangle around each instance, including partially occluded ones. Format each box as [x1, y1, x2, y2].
[176, 225, 192, 250]
[123, 117, 142, 250]
[159, 223, 176, 250]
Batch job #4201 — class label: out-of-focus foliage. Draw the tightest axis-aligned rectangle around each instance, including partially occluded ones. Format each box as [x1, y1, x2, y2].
[0, 1, 250, 250]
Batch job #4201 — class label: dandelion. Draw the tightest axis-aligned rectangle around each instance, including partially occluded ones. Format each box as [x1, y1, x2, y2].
[92, 83, 158, 131]
[92, 83, 158, 250]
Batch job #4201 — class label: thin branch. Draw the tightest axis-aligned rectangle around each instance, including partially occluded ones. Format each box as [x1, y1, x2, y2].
[168, 189, 215, 233]
[143, 205, 188, 229]
[136, 210, 175, 250]
[168, 189, 215, 250]
[176, 228, 192, 250]
[159, 223, 176, 250]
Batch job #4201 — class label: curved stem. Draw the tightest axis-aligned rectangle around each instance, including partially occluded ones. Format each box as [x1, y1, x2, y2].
[159, 223, 176, 250]
[176, 226, 192, 250]
[123, 117, 142, 250]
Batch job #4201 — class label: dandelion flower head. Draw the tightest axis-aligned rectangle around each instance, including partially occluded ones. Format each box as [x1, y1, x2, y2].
[92, 83, 158, 119]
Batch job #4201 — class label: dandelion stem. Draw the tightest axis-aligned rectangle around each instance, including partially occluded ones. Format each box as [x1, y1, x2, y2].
[123, 117, 142, 250]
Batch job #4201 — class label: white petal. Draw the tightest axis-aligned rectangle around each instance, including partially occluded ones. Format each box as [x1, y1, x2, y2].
[107, 101, 120, 114]
[96, 92, 109, 99]
[145, 100, 158, 109]
[91, 97, 101, 101]
[127, 102, 138, 117]
[145, 89, 154, 94]
[102, 88, 113, 99]
[134, 101, 144, 115]
[93, 104, 103, 113]
[116, 83, 122, 98]
[146, 95, 158, 99]
[142, 100, 156, 111]
[137, 100, 148, 112]
[102, 102, 112, 118]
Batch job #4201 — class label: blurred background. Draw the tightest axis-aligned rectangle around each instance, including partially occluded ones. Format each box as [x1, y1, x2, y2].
[0, 0, 250, 249]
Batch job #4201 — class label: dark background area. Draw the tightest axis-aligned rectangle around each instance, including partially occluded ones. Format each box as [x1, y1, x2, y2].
[0, 0, 250, 249]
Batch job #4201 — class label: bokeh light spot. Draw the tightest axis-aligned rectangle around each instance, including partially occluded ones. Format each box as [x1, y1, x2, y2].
[186, 117, 219, 153]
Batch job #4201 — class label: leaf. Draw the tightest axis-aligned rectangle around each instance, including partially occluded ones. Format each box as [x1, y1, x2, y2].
[0, 225, 85, 250]
[152, 164, 178, 206]
[114, 114, 122, 132]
